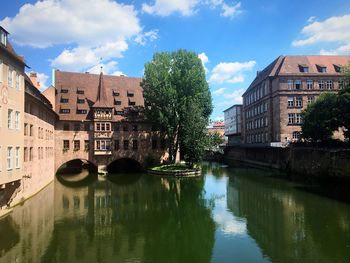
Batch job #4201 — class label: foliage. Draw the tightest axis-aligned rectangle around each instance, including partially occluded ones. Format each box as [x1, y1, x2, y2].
[301, 93, 339, 141]
[206, 132, 225, 152]
[142, 49, 213, 167]
[338, 64, 350, 139]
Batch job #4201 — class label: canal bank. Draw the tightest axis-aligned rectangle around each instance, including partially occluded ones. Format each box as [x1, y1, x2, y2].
[224, 145, 350, 181]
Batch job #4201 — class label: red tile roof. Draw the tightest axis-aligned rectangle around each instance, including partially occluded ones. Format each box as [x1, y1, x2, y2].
[55, 70, 143, 121]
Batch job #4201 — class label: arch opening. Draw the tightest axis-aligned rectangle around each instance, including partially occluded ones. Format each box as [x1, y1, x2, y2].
[56, 159, 98, 186]
[107, 158, 143, 174]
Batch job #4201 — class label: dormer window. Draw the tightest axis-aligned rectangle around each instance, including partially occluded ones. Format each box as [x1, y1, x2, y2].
[127, 91, 134, 97]
[298, 64, 309, 73]
[316, 64, 327, 73]
[113, 90, 120, 96]
[77, 88, 84, 95]
[61, 89, 68, 93]
[0, 27, 8, 46]
[334, 64, 342, 73]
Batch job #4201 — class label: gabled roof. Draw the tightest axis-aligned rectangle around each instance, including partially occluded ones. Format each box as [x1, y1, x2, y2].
[92, 72, 111, 108]
[0, 26, 27, 66]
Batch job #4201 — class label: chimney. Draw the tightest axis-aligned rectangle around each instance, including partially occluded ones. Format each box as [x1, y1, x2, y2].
[29, 72, 40, 90]
[256, 71, 261, 76]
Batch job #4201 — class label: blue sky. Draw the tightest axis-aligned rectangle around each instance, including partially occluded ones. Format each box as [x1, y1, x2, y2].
[1, 0, 350, 120]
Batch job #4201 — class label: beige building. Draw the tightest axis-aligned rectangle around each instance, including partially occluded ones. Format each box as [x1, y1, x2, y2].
[0, 26, 26, 209]
[242, 55, 350, 145]
[223, 105, 242, 145]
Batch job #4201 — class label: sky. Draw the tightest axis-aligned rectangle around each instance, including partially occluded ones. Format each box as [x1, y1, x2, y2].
[1, 0, 350, 121]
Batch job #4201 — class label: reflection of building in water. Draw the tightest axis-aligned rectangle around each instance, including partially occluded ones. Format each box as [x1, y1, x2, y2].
[227, 172, 350, 263]
[0, 183, 54, 262]
[49, 175, 215, 262]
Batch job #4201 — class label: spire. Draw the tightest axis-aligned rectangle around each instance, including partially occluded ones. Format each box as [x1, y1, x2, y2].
[93, 72, 110, 108]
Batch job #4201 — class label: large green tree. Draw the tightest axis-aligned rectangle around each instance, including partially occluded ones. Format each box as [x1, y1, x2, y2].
[142, 49, 212, 165]
[301, 93, 339, 141]
[337, 64, 350, 139]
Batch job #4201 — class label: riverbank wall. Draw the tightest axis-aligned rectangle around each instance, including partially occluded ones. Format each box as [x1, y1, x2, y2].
[224, 145, 350, 181]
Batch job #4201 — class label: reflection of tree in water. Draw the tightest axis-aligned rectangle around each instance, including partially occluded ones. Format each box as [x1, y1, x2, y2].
[227, 168, 350, 263]
[201, 162, 226, 177]
[42, 174, 215, 263]
[0, 217, 19, 257]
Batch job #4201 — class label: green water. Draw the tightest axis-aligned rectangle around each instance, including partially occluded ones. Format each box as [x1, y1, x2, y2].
[1, 163, 350, 263]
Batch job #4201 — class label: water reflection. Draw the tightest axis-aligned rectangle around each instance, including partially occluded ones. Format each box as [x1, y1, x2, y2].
[227, 167, 350, 263]
[1, 164, 350, 263]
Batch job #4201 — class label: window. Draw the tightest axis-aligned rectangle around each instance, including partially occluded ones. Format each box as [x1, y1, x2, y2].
[307, 80, 313, 89]
[15, 73, 20, 90]
[29, 147, 33, 161]
[8, 67, 13, 87]
[77, 89, 84, 95]
[338, 80, 344, 90]
[8, 109, 13, 129]
[15, 147, 20, 168]
[295, 97, 303, 108]
[77, 98, 85, 104]
[15, 111, 20, 130]
[63, 140, 69, 149]
[7, 147, 12, 170]
[61, 89, 68, 93]
[287, 80, 293, 90]
[288, 113, 294, 124]
[295, 113, 302, 124]
[74, 140, 80, 151]
[114, 140, 120, 150]
[293, 131, 301, 140]
[24, 147, 28, 162]
[123, 140, 129, 150]
[334, 65, 342, 73]
[326, 80, 333, 90]
[299, 66, 309, 73]
[319, 80, 325, 90]
[115, 110, 124, 116]
[152, 139, 157, 149]
[60, 98, 69, 103]
[307, 96, 315, 104]
[84, 140, 89, 151]
[129, 100, 136, 106]
[113, 90, 120, 96]
[287, 97, 294, 107]
[127, 91, 134, 97]
[60, 109, 70, 114]
[24, 123, 28, 135]
[114, 100, 121, 105]
[0, 29, 7, 45]
[132, 140, 138, 150]
[294, 80, 302, 90]
[77, 109, 87, 114]
[30, 124, 33, 136]
[317, 65, 327, 73]
[63, 123, 70, 130]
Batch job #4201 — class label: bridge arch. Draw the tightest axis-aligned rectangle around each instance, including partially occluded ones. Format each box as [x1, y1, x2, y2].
[56, 158, 98, 175]
[107, 158, 143, 173]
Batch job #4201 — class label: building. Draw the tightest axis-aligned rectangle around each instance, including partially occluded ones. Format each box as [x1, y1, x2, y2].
[53, 70, 167, 173]
[242, 55, 350, 145]
[224, 104, 242, 145]
[0, 26, 26, 209]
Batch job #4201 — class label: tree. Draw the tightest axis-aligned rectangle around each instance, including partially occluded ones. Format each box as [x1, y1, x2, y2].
[301, 93, 339, 141]
[142, 49, 213, 166]
[337, 64, 350, 139]
[207, 132, 225, 152]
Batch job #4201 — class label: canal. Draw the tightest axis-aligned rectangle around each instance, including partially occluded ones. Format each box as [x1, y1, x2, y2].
[1, 162, 350, 263]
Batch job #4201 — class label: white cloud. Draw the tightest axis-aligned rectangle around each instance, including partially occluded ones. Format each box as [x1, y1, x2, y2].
[218, 88, 245, 106]
[220, 2, 242, 18]
[87, 61, 125, 76]
[307, 16, 316, 23]
[1, 0, 141, 48]
[37, 73, 49, 91]
[292, 14, 350, 55]
[1, 0, 152, 72]
[209, 61, 256, 84]
[142, 0, 199, 16]
[142, 0, 242, 18]
[213, 87, 225, 95]
[134, 30, 159, 46]
[198, 52, 209, 72]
